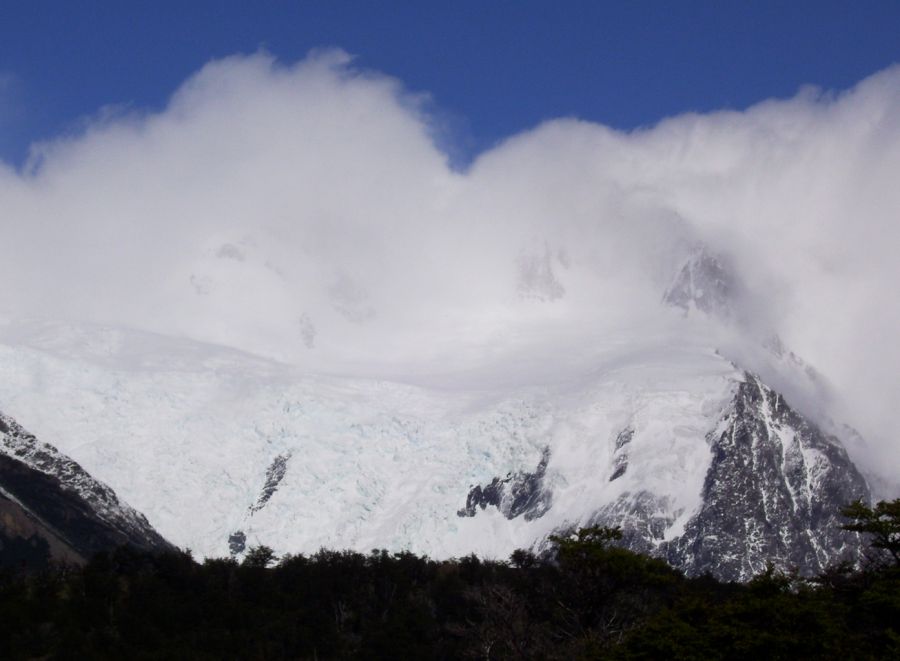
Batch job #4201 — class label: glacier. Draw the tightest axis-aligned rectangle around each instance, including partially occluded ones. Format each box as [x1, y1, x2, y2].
[0, 245, 877, 578]
[0, 319, 729, 557]
[0, 314, 869, 578]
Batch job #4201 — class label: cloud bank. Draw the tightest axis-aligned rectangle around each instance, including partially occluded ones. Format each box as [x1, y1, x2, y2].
[1, 51, 898, 483]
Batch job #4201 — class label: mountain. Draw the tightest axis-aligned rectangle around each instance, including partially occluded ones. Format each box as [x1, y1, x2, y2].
[661, 373, 867, 580]
[663, 247, 739, 320]
[0, 320, 870, 580]
[457, 372, 868, 581]
[0, 245, 877, 580]
[0, 410, 173, 569]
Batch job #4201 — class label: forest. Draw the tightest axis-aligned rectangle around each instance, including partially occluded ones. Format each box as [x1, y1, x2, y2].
[0, 500, 897, 660]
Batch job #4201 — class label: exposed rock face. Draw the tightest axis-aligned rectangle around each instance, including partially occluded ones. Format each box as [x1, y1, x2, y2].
[0, 411, 173, 568]
[228, 530, 247, 556]
[465, 372, 869, 581]
[579, 373, 869, 581]
[661, 373, 868, 581]
[251, 453, 291, 514]
[663, 248, 736, 319]
[589, 491, 678, 556]
[609, 428, 633, 482]
[458, 448, 552, 521]
[227, 453, 292, 556]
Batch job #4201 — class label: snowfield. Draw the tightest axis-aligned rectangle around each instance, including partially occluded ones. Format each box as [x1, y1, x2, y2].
[0, 318, 741, 560]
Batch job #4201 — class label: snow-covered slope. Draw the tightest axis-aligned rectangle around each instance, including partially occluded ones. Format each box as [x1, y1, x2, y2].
[0, 317, 868, 578]
[0, 238, 875, 578]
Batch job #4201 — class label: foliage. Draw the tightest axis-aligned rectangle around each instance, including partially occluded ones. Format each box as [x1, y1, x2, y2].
[0, 505, 897, 659]
[841, 498, 900, 567]
[242, 544, 278, 569]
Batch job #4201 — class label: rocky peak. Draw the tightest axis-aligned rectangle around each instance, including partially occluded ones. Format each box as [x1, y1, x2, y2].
[663, 247, 737, 320]
[660, 373, 869, 580]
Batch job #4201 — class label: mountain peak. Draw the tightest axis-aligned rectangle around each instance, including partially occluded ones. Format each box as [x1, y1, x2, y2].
[663, 247, 738, 320]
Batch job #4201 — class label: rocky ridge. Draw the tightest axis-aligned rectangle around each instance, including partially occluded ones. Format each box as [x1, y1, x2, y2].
[0, 410, 173, 567]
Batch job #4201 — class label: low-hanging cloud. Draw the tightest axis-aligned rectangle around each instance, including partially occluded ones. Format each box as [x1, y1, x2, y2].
[1, 50, 898, 485]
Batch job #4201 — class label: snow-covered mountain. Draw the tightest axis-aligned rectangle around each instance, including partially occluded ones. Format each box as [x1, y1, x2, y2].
[0, 244, 877, 579]
[456, 368, 867, 581]
[0, 316, 868, 580]
[663, 373, 867, 580]
[0, 409, 173, 567]
[663, 247, 739, 320]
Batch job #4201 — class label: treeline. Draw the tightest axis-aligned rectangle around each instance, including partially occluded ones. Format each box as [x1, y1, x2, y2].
[0, 503, 898, 660]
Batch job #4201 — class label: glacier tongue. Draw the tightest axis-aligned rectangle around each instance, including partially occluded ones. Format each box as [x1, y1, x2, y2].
[0, 320, 870, 578]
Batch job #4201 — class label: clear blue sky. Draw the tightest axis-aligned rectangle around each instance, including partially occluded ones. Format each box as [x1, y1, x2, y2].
[1, 1, 899, 166]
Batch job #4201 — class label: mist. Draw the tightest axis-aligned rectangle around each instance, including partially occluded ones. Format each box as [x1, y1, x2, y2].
[1, 50, 898, 485]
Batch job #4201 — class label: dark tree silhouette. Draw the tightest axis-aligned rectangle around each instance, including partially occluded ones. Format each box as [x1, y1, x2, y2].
[841, 498, 900, 566]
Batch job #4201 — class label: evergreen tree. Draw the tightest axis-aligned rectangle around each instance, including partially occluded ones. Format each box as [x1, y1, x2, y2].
[841, 498, 900, 566]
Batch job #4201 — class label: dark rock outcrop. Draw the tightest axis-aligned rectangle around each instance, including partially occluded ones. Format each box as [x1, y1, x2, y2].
[581, 373, 869, 580]
[228, 530, 247, 555]
[0, 410, 173, 569]
[661, 373, 868, 581]
[250, 454, 290, 514]
[511, 372, 871, 581]
[458, 448, 552, 521]
[609, 427, 633, 482]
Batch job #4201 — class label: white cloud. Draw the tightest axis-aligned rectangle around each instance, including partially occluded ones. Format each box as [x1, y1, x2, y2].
[1, 51, 898, 485]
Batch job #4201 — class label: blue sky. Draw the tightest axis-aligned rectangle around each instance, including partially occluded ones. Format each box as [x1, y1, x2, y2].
[1, 1, 899, 165]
